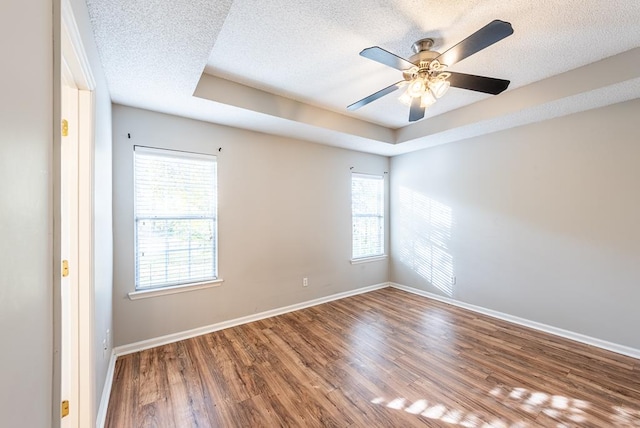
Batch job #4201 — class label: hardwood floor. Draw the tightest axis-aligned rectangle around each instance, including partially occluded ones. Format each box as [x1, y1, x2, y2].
[105, 288, 640, 427]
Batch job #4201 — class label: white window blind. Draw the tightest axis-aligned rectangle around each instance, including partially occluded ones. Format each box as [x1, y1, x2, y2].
[352, 173, 384, 259]
[134, 146, 217, 290]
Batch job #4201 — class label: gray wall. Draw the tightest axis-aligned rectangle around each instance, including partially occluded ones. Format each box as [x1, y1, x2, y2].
[0, 0, 113, 425]
[68, 0, 114, 415]
[112, 105, 389, 346]
[390, 99, 640, 350]
[0, 0, 53, 426]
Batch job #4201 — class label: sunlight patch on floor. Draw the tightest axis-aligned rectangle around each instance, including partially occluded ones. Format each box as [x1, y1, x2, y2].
[488, 384, 638, 425]
[372, 395, 514, 427]
[370, 385, 640, 427]
[490, 385, 590, 417]
[611, 405, 640, 426]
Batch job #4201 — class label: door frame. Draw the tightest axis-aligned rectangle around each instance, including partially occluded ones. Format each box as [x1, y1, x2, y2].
[58, 0, 96, 425]
[61, 59, 80, 428]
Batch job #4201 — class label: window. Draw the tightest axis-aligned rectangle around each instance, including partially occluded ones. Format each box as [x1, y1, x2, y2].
[134, 146, 217, 290]
[351, 173, 385, 259]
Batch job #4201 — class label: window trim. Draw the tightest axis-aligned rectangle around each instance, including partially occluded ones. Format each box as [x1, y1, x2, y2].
[351, 172, 385, 260]
[133, 145, 218, 291]
[128, 278, 224, 300]
[350, 254, 388, 265]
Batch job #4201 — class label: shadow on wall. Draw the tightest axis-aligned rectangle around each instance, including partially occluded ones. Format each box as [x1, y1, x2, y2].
[397, 187, 455, 297]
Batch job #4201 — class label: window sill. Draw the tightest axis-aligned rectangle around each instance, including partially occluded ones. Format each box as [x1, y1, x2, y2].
[128, 278, 224, 300]
[350, 255, 388, 265]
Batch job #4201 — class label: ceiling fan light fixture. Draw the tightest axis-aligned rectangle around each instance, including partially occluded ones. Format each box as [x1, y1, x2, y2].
[398, 91, 413, 106]
[402, 73, 449, 109]
[420, 91, 436, 108]
[430, 79, 450, 98]
[407, 78, 427, 98]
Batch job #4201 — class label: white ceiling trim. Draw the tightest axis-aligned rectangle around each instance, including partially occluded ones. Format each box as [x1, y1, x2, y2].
[193, 74, 395, 144]
[193, 47, 640, 156]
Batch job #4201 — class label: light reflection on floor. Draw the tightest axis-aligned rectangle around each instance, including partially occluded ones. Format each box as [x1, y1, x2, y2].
[347, 314, 386, 367]
[370, 384, 640, 427]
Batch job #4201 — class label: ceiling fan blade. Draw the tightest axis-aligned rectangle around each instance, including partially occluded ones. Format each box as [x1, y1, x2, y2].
[347, 81, 407, 111]
[360, 46, 415, 71]
[408, 96, 425, 122]
[435, 20, 514, 67]
[447, 72, 510, 95]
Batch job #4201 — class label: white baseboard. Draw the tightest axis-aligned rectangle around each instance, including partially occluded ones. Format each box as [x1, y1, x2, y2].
[390, 282, 640, 360]
[114, 282, 389, 357]
[96, 350, 117, 428]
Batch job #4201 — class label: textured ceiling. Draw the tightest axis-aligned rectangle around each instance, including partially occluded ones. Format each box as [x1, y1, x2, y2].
[87, 0, 640, 155]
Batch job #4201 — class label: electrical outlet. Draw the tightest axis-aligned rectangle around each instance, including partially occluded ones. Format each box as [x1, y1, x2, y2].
[102, 329, 111, 359]
[303, 277, 308, 287]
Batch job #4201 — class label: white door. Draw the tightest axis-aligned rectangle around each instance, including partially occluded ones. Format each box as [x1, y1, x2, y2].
[61, 59, 80, 428]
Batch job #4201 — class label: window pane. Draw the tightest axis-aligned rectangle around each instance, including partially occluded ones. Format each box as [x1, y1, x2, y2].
[352, 173, 384, 259]
[134, 147, 217, 289]
[352, 216, 384, 258]
[135, 152, 216, 218]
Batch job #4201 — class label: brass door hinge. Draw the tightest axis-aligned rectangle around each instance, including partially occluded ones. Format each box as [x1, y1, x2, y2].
[62, 119, 68, 137]
[62, 260, 69, 277]
[61, 400, 69, 418]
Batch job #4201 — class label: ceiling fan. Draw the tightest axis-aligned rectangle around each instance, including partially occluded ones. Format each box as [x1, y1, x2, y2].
[347, 20, 514, 122]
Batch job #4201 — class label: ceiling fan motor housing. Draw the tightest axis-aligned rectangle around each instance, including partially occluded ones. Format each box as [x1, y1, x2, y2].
[409, 38, 440, 62]
[404, 38, 441, 79]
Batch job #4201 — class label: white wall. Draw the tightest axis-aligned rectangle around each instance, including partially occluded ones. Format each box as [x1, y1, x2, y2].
[390, 99, 640, 350]
[112, 105, 389, 346]
[0, 0, 53, 426]
[67, 0, 114, 415]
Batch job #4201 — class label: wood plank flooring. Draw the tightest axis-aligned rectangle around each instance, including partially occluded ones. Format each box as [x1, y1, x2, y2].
[105, 288, 640, 427]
